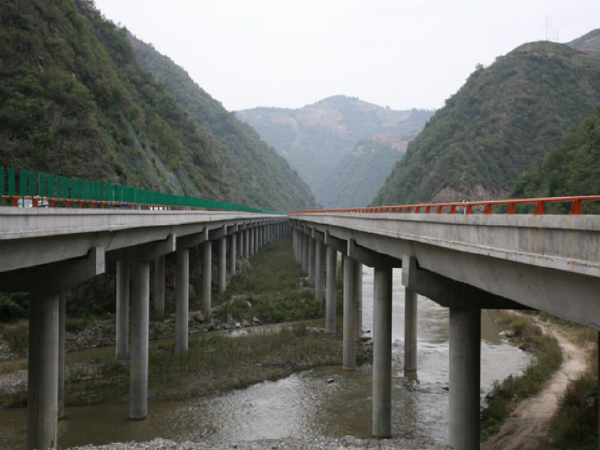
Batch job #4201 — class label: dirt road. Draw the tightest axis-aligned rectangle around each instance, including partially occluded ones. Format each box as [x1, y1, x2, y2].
[483, 320, 589, 450]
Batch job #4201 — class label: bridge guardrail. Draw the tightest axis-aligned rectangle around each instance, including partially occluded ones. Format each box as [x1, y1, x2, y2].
[290, 196, 600, 216]
[0, 166, 283, 214]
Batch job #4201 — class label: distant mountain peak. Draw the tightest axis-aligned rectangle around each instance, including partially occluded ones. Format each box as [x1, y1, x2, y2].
[568, 28, 600, 59]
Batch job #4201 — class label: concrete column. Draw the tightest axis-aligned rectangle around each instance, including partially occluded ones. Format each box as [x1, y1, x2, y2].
[218, 236, 227, 295]
[343, 254, 357, 371]
[325, 246, 337, 332]
[154, 256, 165, 316]
[449, 307, 481, 450]
[315, 239, 324, 303]
[404, 287, 418, 373]
[116, 261, 130, 359]
[230, 233, 237, 276]
[203, 240, 212, 320]
[58, 292, 66, 419]
[308, 237, 315, 285]
[27, 292, 59, 450]
[245, 229, 250, 259]
[175, 248, 189, 352]
[249, 228, 255, 256]
[303, 234, 309, 272]
[373, 267, 393, 437]
[238, 230, 244, 256]
[356, 262, 363, 337]
[130, 261, 150, 420]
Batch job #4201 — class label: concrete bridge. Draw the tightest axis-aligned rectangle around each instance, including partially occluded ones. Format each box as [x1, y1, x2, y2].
[290, 199, 600, 450]
[2, 195, 600, 450]
[0, 207, 288, 450]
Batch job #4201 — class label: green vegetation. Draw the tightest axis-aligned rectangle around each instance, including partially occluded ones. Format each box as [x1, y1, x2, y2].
[568, 28, 600, 60]
[535, 374, 597, 450]
[373, 41, 600, 206]
[481, 312, 562, 440]
[129, 36, 316, 212]
[236, 96, 433, 207]
[0, 0, 315, 211]
[512, 107, 600, 213]
[212, 239, 322, 323]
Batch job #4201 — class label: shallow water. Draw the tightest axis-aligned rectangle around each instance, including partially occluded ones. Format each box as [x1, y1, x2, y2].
[0, 268, 529, 449]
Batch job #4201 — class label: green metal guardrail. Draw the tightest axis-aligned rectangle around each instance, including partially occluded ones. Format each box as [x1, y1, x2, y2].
[0, 166, 283, 214]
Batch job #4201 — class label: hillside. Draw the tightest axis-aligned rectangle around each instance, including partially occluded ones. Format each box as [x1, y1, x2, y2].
[511, 107, 600, 213]
[129, 36, 316, 212]
[236, 96, 433, 207]
[568, 28, 600, 59]
[373, 40, 600, 206]
[0, 0, 314, 211]
[314, 138, 406, 208]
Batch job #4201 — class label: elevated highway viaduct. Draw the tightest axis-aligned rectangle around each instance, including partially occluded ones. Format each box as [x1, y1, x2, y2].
[0, 207, 287, 450]
[290, 200, 600, 450]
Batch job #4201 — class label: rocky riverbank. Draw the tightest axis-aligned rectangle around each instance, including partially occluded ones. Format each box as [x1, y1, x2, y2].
[63, 436, 453, 450]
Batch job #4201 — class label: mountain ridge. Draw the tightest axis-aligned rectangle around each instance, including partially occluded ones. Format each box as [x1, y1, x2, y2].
[236, 95, 433, 207]
[373, 38, 600, 206]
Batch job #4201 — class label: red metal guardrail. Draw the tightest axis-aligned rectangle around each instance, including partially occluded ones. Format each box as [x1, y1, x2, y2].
[290, 196, 600, 216]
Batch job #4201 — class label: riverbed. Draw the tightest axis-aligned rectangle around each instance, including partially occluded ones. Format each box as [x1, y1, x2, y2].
[0, 268, 529, 449]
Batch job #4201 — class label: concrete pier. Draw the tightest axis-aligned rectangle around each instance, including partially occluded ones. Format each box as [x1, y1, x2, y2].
[116, 261, 130, 359]
[372, 267, 393, 437]
[308, 236, 315, 285]
[175, 247, 189, 352]
[203, 240, 212, 320]
[449, 307, 481, 450]
[130, 261, 150, 420]
[27, 292, 59, 450]
[343, 254, 357, 371]
[230, 233, 237, 276]
[356, 261, 363, 337]
[154, 256, 165, 316]
[218, 236, 227, 295]
[404, 287, 418, 372]
[315, 238, 324, 302]
[325, 246, 337, 332]
[58, 292, 66, 419]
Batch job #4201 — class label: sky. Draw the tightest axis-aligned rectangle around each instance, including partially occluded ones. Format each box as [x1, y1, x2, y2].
[92, 0, 600, 112]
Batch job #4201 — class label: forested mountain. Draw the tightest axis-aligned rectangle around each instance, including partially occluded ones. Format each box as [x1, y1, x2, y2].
[511, 107, 600, 212]
[0, 0, 315, 211]
[315, 138, 406, 208]
[373, 38, 600, 206]
[236, 96, 433, 207]
[568, 28, 600, 59]
[129, 36, 316, 211]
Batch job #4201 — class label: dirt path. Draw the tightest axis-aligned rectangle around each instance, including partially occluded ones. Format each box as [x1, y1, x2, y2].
[483, 320, 589, 450]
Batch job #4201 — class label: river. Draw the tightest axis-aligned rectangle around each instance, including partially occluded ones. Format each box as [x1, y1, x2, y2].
[0, 267, 529, 449]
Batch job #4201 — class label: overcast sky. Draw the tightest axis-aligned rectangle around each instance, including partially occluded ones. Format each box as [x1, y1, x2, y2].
[93, 0, 599, 112]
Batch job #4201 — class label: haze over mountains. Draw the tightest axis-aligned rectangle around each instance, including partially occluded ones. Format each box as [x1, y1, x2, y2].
[236, 97, 433, 208]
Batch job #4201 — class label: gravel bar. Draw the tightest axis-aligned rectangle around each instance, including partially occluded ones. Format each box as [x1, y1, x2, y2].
[64, 437, 453, 450]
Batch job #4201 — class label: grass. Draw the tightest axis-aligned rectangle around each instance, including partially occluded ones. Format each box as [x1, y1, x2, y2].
[59, 325, 342, 406]
[481, 311, 563, 440]
[0, 238, 344, 408]
[211, 239, 323, 324]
